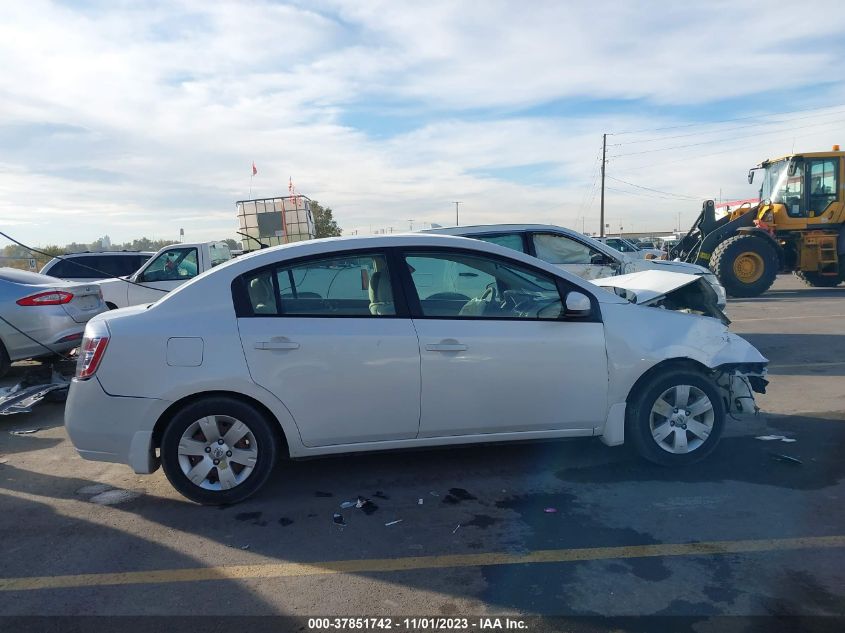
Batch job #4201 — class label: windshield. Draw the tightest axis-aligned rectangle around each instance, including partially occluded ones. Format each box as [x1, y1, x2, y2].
[759, 159, 794, 203]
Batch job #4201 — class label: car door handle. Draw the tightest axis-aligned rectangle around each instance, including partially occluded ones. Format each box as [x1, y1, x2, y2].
[425, 342, 467, 352]
[254, 340, 300, 350]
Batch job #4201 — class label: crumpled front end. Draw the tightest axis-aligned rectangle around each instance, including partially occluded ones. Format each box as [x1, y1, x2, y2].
[714, 363, 768, 415]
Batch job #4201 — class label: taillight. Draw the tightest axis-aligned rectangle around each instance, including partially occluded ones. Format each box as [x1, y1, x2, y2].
[76, 322, 110, 380]
[17, 291, 74, 306]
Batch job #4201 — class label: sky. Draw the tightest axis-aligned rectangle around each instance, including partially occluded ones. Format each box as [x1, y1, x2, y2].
[1, 0, 845, 247]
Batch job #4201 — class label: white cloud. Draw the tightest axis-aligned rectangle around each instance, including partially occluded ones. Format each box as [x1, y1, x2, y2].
[0, 0, 844, 246]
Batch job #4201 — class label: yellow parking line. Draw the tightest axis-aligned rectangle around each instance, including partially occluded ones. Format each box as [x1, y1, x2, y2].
[2, 534, 844, 592]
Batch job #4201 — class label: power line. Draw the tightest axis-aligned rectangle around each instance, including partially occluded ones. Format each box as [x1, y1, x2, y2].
[606, 175, 700, 200]
[610, 116, 845, 158]
[610, 101, 845, 136]
[605, 186, 693, 201]
[613, 124, 842, 175]
[608, 106, 845, 146]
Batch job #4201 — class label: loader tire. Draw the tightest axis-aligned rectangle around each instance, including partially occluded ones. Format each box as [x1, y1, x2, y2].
[710, 234, 778, 298]
[793, 270, 843, 288]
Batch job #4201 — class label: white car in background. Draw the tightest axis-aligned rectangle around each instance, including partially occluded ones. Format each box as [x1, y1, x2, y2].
[426, 224, 726, 308]
[596, 236, 664, 259]
[65, 234, 766, 505]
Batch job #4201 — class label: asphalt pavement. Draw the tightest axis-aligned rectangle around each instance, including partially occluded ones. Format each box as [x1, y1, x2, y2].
[1, 274, 843, 627]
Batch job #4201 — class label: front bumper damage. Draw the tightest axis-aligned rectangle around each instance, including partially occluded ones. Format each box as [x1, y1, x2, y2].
[714, 363, 768, 415]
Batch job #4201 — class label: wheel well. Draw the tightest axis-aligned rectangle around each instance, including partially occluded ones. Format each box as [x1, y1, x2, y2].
[152, 390, 289, 457]
[625, 358, 712, 409]
[732, 228, 785, 267]
[105, 302, 118, 310]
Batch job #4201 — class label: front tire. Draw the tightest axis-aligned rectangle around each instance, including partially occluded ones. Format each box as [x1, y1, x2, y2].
[627, 369, 726, 466]
[161, 397, 279, 505]
[710, 234, 778, 298]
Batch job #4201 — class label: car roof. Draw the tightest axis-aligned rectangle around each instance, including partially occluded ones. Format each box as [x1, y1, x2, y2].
[172, 233, 628, 306]
[54, 251, 154, 256]
[423, 223, 580, 236]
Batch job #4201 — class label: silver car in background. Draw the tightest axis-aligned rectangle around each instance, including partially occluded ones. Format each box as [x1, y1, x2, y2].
[0, 268, 106, 377]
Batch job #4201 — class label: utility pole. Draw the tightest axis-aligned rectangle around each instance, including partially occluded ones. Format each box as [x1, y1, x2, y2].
[452, 201, 462, 226]
[600, 133, 607, 238]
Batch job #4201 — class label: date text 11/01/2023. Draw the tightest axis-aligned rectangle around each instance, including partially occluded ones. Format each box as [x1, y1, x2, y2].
[307, 617, 528, 630]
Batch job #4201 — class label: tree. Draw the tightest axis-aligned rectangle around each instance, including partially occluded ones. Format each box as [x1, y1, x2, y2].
[222, 238, 240, 250]
[310, 200, 342, 238]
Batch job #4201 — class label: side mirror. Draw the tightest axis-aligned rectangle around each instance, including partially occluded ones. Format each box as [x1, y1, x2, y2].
[747, 170, 755, 184]
[788, 160, 799, 177]
[564, 292, 592, 319]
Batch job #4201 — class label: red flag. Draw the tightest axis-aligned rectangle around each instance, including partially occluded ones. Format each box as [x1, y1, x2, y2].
[252, 162, 257, 176]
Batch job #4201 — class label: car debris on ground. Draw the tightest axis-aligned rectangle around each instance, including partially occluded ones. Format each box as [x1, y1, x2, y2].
[0, 366, 70, 416]
[756, 435, 797, 442]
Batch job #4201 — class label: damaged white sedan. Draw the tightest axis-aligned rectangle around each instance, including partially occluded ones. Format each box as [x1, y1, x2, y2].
[65, 234, 767, 505]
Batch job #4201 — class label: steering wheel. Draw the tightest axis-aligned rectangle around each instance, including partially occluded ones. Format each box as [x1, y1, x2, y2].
[501, 290, 536, 315]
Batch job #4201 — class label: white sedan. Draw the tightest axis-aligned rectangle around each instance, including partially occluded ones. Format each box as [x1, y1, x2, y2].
[65, 234, 768, 505]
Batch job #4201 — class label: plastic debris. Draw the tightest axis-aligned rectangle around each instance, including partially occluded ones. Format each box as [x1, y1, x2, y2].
[755, 435, 796, 443]
[0, 369, 69, 415]
[332, 513, 346, 526]
[770, 453, 803, 465]
[429, 491, 439, 497]
[452, 524, 461, 534]
[544, 507, 558, 513]
[9, 428, 42, 435]
[76, 483, 114, 496]
[241, 544, 250, 550]
[418, 498, 424, 505]
[340, 501, 356, 509]
[89, 489, 141, 505]
[384, 519, 403, 527]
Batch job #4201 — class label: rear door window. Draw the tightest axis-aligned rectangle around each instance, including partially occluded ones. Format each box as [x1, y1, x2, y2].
[242, 253, 396, 317]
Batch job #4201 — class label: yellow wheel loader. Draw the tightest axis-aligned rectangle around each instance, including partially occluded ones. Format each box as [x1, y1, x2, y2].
[670, 147, 845, 297]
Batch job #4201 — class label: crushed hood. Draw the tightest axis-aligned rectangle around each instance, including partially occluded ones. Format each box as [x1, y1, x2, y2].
[591, 270, 729, 324]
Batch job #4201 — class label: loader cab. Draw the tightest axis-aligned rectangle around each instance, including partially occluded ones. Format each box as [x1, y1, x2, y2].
[756, 152, 843, 224]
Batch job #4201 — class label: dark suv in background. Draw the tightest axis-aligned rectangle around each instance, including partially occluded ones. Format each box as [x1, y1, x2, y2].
[40, 251, 154, 281]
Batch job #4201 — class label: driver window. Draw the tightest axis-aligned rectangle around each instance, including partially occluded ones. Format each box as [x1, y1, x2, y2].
[139, 248, 198, 282]
[808, 158, 839, 215]
[533, 233, 603, 265]
[405, 252, 561, 319]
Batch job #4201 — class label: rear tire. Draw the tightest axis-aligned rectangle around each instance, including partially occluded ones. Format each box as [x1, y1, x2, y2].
[793, 270, 843, 288]
[627, 369, 726, 466]
[161, 397, 279, 505]
[710, 234, 778, 298]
